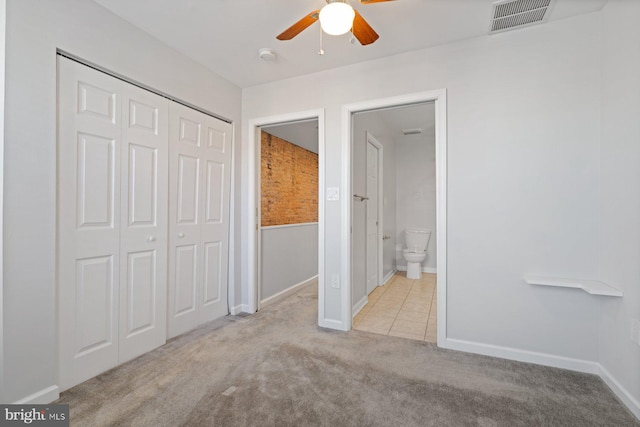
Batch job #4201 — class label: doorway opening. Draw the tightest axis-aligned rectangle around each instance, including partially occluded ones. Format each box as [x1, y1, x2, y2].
[351, 102, 437, 342]
[343, 90, 447, 345]
[246, 110, 325, 318]
[257, 120, 320, 309]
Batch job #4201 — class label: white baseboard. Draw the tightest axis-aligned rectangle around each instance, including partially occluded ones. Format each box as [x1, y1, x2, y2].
[598, 364, 640, 420]
[396, 265, 437, 274]
[260, 275, 318, 309]
[443, 338, 640, 421]
[382, 269, 397, 285]
[443, 338, 600, 374]
[353, 295, 368, 317]
[13, 385, 59, 404]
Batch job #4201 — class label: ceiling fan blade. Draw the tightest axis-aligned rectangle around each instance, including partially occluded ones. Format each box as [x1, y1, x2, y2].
[358, 0, 394, 4]
[352, 10, 379, 45]
[276, 10, 320, 40]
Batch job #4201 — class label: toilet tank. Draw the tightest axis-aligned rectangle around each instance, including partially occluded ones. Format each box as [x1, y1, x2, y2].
[405, 228, 432, 251]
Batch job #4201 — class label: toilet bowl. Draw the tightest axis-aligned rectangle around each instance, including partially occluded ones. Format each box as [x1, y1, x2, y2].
[402, 228, 431, 279]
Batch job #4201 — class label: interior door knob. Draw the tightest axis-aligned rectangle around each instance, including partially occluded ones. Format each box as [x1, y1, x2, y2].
[147, 236, 156, 243]
[178, 233, 185, 238]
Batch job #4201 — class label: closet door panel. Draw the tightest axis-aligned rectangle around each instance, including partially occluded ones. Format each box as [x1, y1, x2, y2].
[124, 250, 156, 335]
[203, 241, 222, 304]
[205, 160, 224, 224]
[77, 133, 116, 228]
[177, 154, 200, 224]
[168, 104, 231, 334]
[119, 83, 168, 363]
[168, 103, 204, 338]
[58, 57, 121, 390]
[128, 143, 157, 225]
[200, 117, 232, 322]
[75, 256, 115, 355]
[174, 244, 198, 314]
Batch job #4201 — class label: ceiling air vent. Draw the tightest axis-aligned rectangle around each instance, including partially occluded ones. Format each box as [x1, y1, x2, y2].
[489, 0, 554, 34]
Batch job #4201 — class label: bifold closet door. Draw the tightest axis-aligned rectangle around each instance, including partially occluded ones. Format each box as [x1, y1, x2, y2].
[118, 83, 168, 363]
[58, 57, 168, 389]
[168, 103, 232, 338]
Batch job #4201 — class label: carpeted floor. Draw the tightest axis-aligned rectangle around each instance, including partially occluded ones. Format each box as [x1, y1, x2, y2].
[57, 281, 639, 426]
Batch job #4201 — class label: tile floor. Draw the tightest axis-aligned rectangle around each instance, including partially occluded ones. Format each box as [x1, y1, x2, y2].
[353, 272, 437, 343]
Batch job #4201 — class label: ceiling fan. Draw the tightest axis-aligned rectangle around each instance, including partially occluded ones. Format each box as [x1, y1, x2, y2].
[276, 0, 394, 46]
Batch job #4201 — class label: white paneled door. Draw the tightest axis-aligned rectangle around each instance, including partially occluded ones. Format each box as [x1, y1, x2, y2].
[58, 57, 168, 390]
[168, 103, 231, 338]
[118, 84, 168, 363]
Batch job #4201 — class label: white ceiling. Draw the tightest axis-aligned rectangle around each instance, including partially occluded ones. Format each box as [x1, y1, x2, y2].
[93, 0, 607, 88]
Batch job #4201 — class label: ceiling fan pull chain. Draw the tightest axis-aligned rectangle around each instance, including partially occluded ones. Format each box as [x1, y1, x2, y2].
[318, 25, 325, 56]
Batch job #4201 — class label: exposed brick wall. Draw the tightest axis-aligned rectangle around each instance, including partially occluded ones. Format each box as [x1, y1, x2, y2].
[261, 131, 318, 226]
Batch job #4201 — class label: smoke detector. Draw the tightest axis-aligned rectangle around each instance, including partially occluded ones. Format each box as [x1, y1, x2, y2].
[489, 0, 554, 34]
[258, 48, 277, 62]
[402, 128, 423, 136]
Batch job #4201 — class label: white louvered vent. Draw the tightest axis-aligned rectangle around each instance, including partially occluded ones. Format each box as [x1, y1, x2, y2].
[489, 0, 554, 34]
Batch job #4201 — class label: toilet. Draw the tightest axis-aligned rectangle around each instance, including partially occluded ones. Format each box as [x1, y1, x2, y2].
[402, 228, 432, 280]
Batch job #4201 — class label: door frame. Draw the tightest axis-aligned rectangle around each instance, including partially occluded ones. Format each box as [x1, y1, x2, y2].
[342, 90, 447, 345]
[365, 132, 383, 295]
[246, 109, 325, 315]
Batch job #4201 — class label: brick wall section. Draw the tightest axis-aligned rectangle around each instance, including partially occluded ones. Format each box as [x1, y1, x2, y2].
[261, 131, 318, 226]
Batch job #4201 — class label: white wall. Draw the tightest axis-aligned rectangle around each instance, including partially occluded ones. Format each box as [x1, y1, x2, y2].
[598, 0, 640, 415]
[261, 224, 318, 302]
[395, 127, 436, 271]
[3, 0, 241, 403]
[243, 12, 602, 360]
[352, 112, 396, 308]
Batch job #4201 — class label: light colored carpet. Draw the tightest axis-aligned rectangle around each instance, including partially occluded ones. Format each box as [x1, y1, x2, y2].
[57, 281, 639, 426]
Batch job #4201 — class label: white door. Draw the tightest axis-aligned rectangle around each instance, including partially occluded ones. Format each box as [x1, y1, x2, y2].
[58, 57, 122, 389]
[168, 103, 231, 338]
[118, 84, 168, 363]
[366, 139, 380, 295]
[200, 110, 232, 322]
[167, 103, 201, 337]
[58, 57, 168, 389]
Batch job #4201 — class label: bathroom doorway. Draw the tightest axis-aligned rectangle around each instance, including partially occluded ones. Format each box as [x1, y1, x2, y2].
[350, 100, 442, 343]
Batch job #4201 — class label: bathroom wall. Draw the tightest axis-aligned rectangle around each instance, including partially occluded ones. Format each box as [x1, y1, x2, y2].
[395, 126, 437, 271]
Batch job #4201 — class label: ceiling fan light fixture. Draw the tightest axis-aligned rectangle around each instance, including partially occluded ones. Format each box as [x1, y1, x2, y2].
[319, 2, 355, 36]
